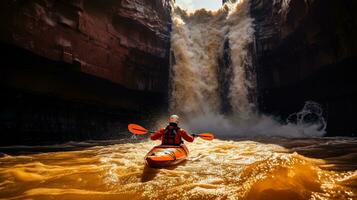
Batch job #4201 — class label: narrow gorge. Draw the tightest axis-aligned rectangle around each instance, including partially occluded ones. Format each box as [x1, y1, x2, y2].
[0, 1, 357, 200]
[1, 0, 356, 144]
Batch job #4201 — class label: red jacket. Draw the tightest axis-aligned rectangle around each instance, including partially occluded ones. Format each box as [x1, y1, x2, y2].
[150, 125, 194, 145]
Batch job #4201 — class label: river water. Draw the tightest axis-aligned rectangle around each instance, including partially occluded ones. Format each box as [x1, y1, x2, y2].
[0, 137, 356, 200]
[1, 1, 356, 199]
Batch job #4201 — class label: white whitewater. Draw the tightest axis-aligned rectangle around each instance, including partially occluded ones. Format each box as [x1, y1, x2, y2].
[169, 0, 326, 137]
[170, 0, 254, 116]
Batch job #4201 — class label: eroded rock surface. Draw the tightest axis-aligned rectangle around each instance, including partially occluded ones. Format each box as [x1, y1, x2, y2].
[0, 0, 171, 91]
[0, 0, 172, 144]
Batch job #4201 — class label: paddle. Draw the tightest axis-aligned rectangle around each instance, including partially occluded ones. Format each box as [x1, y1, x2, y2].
[128, 124, 154, 135]
[128, 124, 214, 141]
[193, 133, 214, 141]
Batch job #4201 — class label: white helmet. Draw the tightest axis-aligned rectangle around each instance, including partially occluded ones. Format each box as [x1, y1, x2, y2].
[169, 114, 179, 124]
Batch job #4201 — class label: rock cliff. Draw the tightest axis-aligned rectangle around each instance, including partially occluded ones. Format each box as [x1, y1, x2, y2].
[0, 0, 172, 145]
[0, 0, 171, 91]
[251, 0, 357, 135]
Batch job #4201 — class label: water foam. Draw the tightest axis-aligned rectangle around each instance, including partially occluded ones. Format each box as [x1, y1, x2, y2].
[1, 139, 355, 199]
[170, 0, 326, 137]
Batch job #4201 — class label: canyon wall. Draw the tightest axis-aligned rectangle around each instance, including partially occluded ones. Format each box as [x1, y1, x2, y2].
[251, 0, 357, 136]
[0, 0, 172, 145]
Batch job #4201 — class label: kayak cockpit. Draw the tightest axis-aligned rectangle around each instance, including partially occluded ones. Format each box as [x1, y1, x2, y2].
[145, 144, 188, 168]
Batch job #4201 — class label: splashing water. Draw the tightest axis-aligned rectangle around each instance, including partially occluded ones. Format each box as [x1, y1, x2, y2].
[0, 138, 356, 200]
[0, 2, 354, 200]
[287, 101, 327, 131]
[130, 134, 138, 140]
[170, 0, 254, 116]
[169, 0, 326, 137]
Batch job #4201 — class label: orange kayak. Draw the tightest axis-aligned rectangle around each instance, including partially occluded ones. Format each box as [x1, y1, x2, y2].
[145, 144, 189, 168]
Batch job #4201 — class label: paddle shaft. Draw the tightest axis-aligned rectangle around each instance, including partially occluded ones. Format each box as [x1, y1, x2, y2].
[128, 124, 214, 140]
[147, 130, 200, 138]
[132, 128, 155, 134]
[144, 129, 212, 140]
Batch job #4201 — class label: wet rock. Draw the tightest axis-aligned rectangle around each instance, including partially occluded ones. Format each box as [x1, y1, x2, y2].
[251, 0, 357, 136]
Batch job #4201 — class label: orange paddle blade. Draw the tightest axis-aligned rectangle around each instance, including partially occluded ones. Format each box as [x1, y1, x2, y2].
[197, 133, 214, 141]
[128, 124, 148, 135]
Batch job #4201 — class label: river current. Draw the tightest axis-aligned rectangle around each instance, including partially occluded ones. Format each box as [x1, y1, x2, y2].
[1, 1, 356, 199]
[1, 137, 356, 200]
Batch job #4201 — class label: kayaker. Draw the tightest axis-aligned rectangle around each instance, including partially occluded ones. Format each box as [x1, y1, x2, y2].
[150, 115, 194, 145]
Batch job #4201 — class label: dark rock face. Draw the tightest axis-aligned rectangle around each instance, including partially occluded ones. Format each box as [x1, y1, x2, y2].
[251, 0, 357, 136]
[0, 0, 171, 91]
[0, 0, 172, 145]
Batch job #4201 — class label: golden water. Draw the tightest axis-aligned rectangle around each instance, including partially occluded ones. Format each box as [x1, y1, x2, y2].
[1, 138, 356, 200]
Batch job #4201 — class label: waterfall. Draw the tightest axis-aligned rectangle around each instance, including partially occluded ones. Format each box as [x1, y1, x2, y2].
[169, 0, 326, 137]
[170, 0, 254, 117]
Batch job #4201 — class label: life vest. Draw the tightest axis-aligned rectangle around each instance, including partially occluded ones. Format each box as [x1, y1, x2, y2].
[162, 125, 183, 145]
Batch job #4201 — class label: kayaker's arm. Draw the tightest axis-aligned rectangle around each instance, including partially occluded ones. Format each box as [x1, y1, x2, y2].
[150, 128, 165, 140]
[179, 129, 194, 142]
